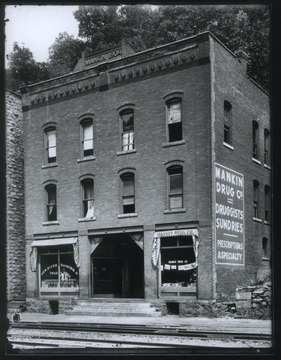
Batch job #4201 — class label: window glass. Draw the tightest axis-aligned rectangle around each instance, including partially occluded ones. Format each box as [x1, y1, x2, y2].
[224, 101, 232, 144]
[262, 238, 269, 258]
[167, 100, 182, 142]
[160, 237, 196, 289]
[40, 247, 79, 290]
[264, 186, 270, 222]
[253, 180, 259, 218]
[47, 129, 56, 163]
[121, 110, 134, 151]
[46, 185, 57, 221]
[121, 173, 135, 213]
[264, 129, 270, 165]
[253, 121, 259, 159]
[82, 120, 93, 157]
[168, 166, 183, 209]
[82, 179, 94, 218]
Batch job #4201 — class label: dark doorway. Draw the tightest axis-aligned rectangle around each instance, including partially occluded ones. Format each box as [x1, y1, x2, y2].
[92, 235, 144, 298]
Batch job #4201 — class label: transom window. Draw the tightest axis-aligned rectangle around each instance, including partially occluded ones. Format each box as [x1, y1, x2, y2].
[121, 109, 134, 151]
[167, 165, 183, 209]
[121, 173, 135, 213]
[45, 184, 57, 221]
[167, 99, 182, 142]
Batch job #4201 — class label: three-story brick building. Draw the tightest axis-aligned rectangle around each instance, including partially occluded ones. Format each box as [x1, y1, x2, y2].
[21, 32, 271, 313]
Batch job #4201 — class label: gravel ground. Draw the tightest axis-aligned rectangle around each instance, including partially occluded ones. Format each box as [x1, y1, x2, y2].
[8, 328, 272, 349]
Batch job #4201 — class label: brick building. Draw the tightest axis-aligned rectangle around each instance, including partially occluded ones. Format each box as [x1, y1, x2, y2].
[21, 32, 271, 313]
[6, 90, 26, 303]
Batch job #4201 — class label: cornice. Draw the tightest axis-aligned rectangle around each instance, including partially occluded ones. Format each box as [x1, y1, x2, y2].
[22, 41, 208, 109]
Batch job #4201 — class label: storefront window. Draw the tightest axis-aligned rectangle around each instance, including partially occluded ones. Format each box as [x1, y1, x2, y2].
[40, 246, 79, 294]
[160, 236, 197, 295]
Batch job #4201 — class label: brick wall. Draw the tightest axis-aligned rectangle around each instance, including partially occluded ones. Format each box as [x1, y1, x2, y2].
[6, 91, 26, 301]
[211, 37, 271, 300]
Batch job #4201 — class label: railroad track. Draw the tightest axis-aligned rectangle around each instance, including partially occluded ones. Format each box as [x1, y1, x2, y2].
[7, 321, 272, 352]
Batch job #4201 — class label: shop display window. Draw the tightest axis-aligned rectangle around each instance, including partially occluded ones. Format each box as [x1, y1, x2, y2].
[160, 236, 197, 294]
[40, 246, 79, 294]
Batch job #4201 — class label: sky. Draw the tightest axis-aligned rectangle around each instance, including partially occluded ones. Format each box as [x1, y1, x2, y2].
[5, 5, 79, 63]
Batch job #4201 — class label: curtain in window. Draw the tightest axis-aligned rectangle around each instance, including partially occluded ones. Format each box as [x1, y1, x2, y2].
[73, 241, 80, 268]
[168, 103, 181, 124]
[47, 131, 56, 158]
[122, 132, 134, 150]
[85, 200, 94, 218]
[30, 246, 38, 272]
[83, 123, 93, 150]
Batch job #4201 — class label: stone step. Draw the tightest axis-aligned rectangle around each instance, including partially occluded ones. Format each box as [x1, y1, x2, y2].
[64, 310, 161, 317]
[77, 302, 152, 309]
[70, 307, 158, 313]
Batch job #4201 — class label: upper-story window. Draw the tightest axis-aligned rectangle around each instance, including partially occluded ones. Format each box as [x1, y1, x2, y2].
[252, 120, 259, 159]
[224, 101, 232, 145]
[81, 119, 94, 157]
[121, 172, 135, 213]
[45, 184, 57, 221]
[167, 99, 182, 142]
[167, 165, 183, 209]
[264, 185, 271, 223]
[264, 129, 270, 166]
[81, 178, 94, 219]
[45, 127, 56, 164]
[262, 237, 270, 259]
[120, 109, 134, 151]
[253, 180, 260, 219]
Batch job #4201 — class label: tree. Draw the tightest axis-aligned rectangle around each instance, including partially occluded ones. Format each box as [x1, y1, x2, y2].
[73, 5, 270, 91]
[47, 32, 85, 78]
[6, 42, 50, 90]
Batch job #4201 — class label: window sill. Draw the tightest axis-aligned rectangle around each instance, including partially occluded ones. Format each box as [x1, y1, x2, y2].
[223, 142, 234, 150]
[77, 156, 96, 163]
[253, 217, 262, 223]
[78, 217, 97, 222]
[162, 140, 186, 148]
[252, 158, 261, 165]
[264, 164, 271, 170]
[117, 149, 136, 156]
[42, 221, 59, 226]
[118, 213, 138, 218]
[264, 220, 271, 226]
[164, 208, 186, 214]
[42, 163, 58, 169]
[262, 257, 270, 262]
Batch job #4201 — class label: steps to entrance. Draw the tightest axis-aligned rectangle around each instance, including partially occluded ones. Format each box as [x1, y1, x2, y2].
[64, 300, 161, 317]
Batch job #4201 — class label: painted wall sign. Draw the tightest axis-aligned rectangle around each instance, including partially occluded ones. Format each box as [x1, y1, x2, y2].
[85, 48, 122, 66]
[214, 163, 244, 265]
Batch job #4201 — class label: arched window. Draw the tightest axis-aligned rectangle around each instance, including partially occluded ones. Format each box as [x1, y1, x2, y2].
[252, 121, 259, 159]
[167, 165, 183, 209]
[120, 172, 135, 213]
[45, 184, 57, 221]
[253, 180, 260, 218]
[224, 101, 232, 145]
[80, 118, 94, 158]
[264, 185, 271, 223]
[264, 129, 270, 165]
[262, 237, 269, 259]
[166, 98, 182, 142]
[120, 109, 134, 151]
[44, 126, 56, 164]
[81, 178, 94, 218]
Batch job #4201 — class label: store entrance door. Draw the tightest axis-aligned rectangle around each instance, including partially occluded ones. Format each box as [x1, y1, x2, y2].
[93, 258, 123, 297]
[92, 235, 144, 298]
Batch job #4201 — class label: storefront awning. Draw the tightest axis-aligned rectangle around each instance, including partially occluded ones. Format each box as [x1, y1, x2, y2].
[31, 237, 77, 247]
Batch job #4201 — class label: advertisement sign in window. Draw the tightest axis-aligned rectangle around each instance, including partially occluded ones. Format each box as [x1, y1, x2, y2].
[214, 163, 244, 265]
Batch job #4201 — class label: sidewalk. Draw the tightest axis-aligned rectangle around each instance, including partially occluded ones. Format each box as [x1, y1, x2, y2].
[15, 312, 272, 335]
